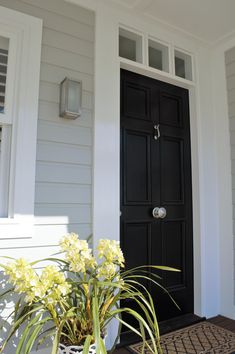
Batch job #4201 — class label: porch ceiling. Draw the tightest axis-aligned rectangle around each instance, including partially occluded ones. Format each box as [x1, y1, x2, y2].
[110, 0, 235, 44]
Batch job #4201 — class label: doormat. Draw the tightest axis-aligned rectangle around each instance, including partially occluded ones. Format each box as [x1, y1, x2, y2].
[128, 321, 235, 353]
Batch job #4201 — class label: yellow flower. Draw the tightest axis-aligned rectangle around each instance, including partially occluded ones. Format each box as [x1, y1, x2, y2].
[97, 239, 125, 267]
[59, 233, 97, 273]
[4, 259, 71, 305]
[5, 258, 39, 297]
[97, 262, 117, 279]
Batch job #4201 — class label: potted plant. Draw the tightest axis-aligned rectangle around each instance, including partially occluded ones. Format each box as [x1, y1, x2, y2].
[0, 233, 178, 354]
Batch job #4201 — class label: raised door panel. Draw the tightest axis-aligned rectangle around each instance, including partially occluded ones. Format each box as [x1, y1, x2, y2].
[161, 137, 184, 204]
[162, 220, 186, 290]
[121, 222, 150, 328]
[159, 92, 183, 128]
[123, 223, 150, 270]
[123, 129, 151, 205]
[122, 81, 151, 121]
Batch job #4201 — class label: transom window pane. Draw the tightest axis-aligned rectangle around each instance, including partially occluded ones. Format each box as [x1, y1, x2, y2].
[0, 36, 9, 114]
[174, 49, 193, 81]
[119, 28, 143, 63]
[148, 39, 169, 72]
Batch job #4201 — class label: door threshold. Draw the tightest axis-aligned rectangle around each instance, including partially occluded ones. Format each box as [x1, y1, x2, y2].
[159, 313, 205, 335]
[118, 313, 205, 348]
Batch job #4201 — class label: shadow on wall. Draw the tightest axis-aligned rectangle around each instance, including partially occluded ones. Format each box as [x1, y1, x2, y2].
[0, 273, 53, 354]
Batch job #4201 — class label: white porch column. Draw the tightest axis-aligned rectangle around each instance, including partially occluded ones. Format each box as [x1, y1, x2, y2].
[92, 8, 120, 348]
[93, 9, 120, 247]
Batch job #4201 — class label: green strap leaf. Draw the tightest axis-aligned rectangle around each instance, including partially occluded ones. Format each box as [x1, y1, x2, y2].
[82, 335, 92, 354]
[92, 283, 101, 354]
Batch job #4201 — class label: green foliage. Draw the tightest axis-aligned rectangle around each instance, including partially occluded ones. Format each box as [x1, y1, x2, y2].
[0, 233, 179, 353]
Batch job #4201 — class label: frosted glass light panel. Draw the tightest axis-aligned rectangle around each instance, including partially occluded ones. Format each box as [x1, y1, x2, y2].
[60, 78, 82, 119]
[0, 36, 9, 114]
[119, 28, 143, 63]
[148, 39, 169, 72]
[174, 50, 193, 81]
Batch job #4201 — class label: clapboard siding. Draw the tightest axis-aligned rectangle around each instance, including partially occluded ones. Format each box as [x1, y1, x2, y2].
[38, 103, 93, 128]
[36, 162, 92, 184]
[230, 119, 235, 132]
[37, 141, 92, 165]
[34, 224, 92, 240]
[226, 61, 235, 78]
[225, 48, 235, 302]
[0, 245, 61, 259]
[40, 63, 93, 92]
[231, 146, 235, 160]
[0, 0, 94, 42]
[0, 224, 92, 250]
[37, 120, 92, 146]
[228, 102, 235, 118]
[20, 0, 94, 26]
[230, 131, 235, 145]
[42, 28, 94, 58]
[35, 204, 91, 224]
[39, 82, 93, 110]
[35, 183, 91, 204]
[227, 89, 235, 105]
[226, 47, 235, 64]
[41, 45, 93, 75]
[0, 0, 94, 251]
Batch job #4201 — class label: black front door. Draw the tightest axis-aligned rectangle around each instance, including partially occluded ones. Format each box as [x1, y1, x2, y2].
[120, 69, 193, 323]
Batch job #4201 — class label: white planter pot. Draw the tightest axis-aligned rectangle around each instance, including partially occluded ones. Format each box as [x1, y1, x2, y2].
[58, 343, 97, 354]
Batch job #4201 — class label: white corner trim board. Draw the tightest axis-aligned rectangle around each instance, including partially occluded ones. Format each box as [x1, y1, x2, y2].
[0, 6, 43, 239]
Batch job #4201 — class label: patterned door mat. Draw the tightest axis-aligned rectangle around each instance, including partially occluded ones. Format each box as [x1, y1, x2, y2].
[129, 321, 235, 353]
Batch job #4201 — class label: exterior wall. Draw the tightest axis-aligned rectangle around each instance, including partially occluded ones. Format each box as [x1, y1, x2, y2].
[0, 0, 94, 256]
[0, 0, 235, 350]
[225, 47, 235, 301]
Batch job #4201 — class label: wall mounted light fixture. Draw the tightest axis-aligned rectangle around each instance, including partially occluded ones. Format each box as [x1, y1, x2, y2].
[60, 77, 82, 119]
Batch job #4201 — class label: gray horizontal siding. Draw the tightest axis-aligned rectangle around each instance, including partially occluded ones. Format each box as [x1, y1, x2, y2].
[40, 63, 93, 91]
[34, 204, 91, 224]
[37, 120, 92, 146]
[35, 183, 91, 204]
[36, 162, 92, 184]
[0, 0, 94, 41]
[37, 141, 92, 165]
[0, 0, 94, 251]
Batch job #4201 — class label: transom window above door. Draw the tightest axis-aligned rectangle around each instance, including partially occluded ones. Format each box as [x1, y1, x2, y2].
[118, 26, 194, 82]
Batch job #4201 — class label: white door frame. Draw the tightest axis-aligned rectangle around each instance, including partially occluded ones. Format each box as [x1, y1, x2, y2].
[91, 4, 221, 321]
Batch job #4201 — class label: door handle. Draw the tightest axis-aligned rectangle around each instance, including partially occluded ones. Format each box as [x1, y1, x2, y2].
[152, 207, 167, 219]
[153, 124, 160, 140]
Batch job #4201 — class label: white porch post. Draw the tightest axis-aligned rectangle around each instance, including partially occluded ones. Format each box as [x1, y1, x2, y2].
[92, 8, 120, 348]
[93, 9, 120, 248]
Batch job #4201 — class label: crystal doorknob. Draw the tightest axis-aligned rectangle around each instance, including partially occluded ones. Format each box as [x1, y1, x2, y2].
[152, 207, 167, 219]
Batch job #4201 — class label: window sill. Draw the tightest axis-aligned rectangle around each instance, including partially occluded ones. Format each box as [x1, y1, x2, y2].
[0, 216, 33, 239]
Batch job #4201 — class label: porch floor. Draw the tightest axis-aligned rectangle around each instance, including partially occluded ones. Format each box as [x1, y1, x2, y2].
[113, 315, 235, 354]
